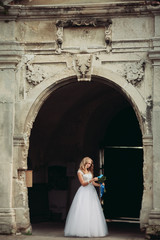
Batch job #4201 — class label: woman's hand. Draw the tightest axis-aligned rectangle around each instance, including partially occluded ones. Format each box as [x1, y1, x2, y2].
[93, 177, 98, 181]
[89, 177, 98, 183]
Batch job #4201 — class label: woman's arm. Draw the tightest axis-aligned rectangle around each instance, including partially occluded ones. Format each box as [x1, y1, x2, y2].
[92, 181, 101, 187]
[77, 172, 98, 186]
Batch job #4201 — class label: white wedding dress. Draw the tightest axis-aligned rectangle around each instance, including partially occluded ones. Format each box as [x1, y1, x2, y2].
[64, 170, 108, 237]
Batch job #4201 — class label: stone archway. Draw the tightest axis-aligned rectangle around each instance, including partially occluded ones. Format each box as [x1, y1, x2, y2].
[14, 67, 152, 233]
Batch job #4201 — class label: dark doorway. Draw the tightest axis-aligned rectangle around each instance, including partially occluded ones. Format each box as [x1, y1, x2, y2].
[102, 107, 143, 221]
[27, 80, 143, 224]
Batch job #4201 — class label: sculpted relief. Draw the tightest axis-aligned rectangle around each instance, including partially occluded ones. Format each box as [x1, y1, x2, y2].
[123, 59, 145, 86]
[74, 54, 93, 81]
[26, 63, 47, 86]
[56, 19, 112, 53]
[24, 18, 113, 89]
[24, 19, 146, 89]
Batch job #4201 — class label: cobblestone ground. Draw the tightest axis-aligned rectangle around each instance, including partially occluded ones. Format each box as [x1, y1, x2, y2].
[0, 222, 145, 240]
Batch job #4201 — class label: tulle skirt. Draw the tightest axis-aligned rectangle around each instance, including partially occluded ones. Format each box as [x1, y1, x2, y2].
[64, 183, 108, 237]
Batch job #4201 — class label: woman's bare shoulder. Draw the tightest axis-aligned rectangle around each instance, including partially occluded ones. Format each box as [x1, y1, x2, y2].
[77, 169, 83, 175]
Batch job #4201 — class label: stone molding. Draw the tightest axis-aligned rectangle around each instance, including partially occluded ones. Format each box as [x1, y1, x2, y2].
[1, 3, 159, 21]
[149, 209, 160, 220]
[0, 38, 152, 56]
[0, 55, 20, 69]
[13, 135, 25, 146]
[143, 134, 153, 145]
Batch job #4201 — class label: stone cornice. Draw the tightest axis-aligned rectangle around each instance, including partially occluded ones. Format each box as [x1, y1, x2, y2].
[0, 38, 153, 55]
[0, 2, 160, 21]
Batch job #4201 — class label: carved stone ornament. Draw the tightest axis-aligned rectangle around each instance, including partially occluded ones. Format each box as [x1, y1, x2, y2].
[74, 54, 93, 81]
[141, 96, 153, 136]
[56, 19, 98, 28]
[105, 23, 112, 53]
[123, 59, 145, 86]
[56, 26, 63, 54]
[26, 63, 47, 86]
[145, 95, 153, 108]
[56, 19, 112, 53]
[17, 169, 27, 207]
[22, 117, 35, 160]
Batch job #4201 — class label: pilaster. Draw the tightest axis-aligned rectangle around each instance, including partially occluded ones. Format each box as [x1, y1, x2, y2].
[147, 50, 160, 238]
[140, 135, 153, 230]
[0, 55, 18, 234]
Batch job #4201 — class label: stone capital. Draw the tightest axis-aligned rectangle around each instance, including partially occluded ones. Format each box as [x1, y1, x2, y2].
[13, 135, 25, 147]
[148, 50, 160, 61]
[143, 134, 153, 146]
[0, 55, 21, 69]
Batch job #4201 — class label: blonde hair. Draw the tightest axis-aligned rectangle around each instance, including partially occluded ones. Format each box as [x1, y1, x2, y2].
[79, 157, 94, 175]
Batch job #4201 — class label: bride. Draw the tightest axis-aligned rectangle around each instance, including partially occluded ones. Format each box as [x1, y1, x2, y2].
[64, 157, 108, 237]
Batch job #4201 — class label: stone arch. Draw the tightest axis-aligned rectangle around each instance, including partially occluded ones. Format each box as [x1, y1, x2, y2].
[24, 66, 146, 137]
[18, 66, 151, 232]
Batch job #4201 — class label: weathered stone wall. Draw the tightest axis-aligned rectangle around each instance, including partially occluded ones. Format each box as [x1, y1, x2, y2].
[0, 0, 160, 237]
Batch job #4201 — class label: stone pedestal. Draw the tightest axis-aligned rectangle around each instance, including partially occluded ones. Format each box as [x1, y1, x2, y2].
[0, 209, 16, 234]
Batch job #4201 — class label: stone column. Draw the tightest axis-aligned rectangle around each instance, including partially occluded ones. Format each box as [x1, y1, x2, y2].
[0, 56, 18, 234]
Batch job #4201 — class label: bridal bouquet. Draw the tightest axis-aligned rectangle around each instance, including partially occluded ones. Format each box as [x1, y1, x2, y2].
[97, 174, 106, 198]
[97, 174, 106, 184]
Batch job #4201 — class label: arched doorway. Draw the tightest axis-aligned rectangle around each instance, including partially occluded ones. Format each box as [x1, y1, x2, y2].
[27, 78, 143, 225]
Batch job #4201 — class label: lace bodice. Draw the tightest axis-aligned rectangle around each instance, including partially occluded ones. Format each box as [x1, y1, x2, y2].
[78, 169, 92, 182]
